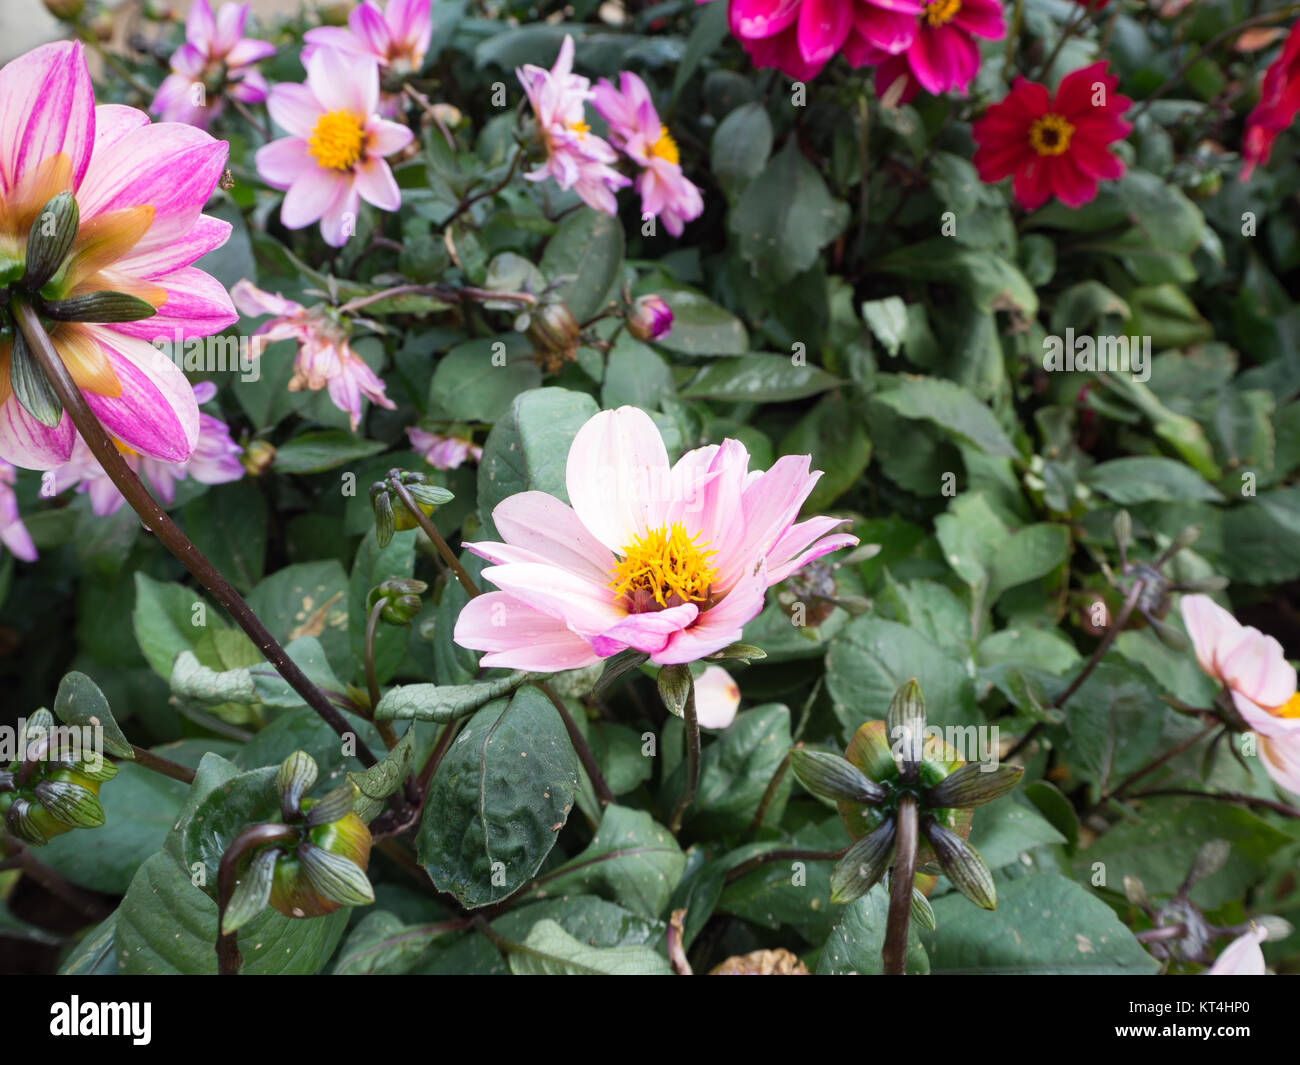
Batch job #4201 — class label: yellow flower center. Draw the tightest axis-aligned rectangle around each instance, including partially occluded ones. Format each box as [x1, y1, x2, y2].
[609, 522, 718, 611]
[568, 119, 590, 139]
[923, 0, 961, 27]
[308, 111, 366, 171]
[1029, 113, 1075, 157]
[1275, 692, 1300, 719]
[650, 126, 679, 166]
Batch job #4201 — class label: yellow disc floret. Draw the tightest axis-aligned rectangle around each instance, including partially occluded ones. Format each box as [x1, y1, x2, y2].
[308, 111, 366, 171]
[923, 0, 961, 27]
[1028, 113, 1075, 157]
[1276, 692, 1300, 719]
[609, 522, 718, 610]
[650, 126, 680, 166]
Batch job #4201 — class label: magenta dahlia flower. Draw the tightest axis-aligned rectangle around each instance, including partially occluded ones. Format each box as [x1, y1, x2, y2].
[0, 461, 36, 562]
[0, 41, 236, 471]
[231, 280, 395, 430]
[303, 0, 433, 77]
[517, 36, 629, 216]
[892, 0, 1005, 96]
[406, 427, 481, 469]
[151, 0, 275, 128]
[51, 382, 243, 516]
[454, 406, 858, 669]
[255, 48, 414, 247]
[718, 0, 923, 81]
[592, 73, 704, 237]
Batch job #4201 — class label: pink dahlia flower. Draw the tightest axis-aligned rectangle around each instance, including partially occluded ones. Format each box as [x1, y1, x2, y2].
[231, 280, 395, 430]
[1181, 594, 1300, 794]
[0, 41, 236, 471]
[592, 73, 704, 237]
[454, 405, 859, 669]
[517, 36, 630, 216]
[870, 0, 1005, 96]
[406, 426, 481, 469]
[255, 48, 414, 247]
[716, 0, 923, 81]
[151, 0, 275, 128]
[51, 382, 243, 515]
[304, 0, 434, 77]
[0, 461, 37, 562]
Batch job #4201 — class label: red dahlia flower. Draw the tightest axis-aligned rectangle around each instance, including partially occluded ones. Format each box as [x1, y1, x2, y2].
[1241, 21, 1300, 180]
[972, 61, 1132, 210]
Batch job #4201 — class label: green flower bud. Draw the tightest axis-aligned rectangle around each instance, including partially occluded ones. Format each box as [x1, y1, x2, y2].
[526, 301, 580, 373]
[366, 578, 428, 625]
[656, 664, 692, 719]
[222, 848, 279, 934]
[241, 439, 276, 477]
[268, 806, 372, 919]
[43, 0, 86, 18]
[370, 485, 397, 547]
[276, 751, 318, 821]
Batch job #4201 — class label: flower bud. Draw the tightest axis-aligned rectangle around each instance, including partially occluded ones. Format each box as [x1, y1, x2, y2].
[268, 807, 372, 919]
[526, 301, 581, 373]
[627, 294, 673, 342]
[241, 439, 276, 477]
[370, 485, 397, 547]
[366, 578, 428, 625]
[656, 663, 692, 719]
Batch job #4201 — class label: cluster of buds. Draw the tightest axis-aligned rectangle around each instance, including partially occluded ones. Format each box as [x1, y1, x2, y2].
[221, 751, 374, 933]
[0, 710, 117, 846]
[367, 578, 428, 625]
[369, 469, 455, 548]
[791, 680, 1021, 911]
[1125, 839, 1292, 971]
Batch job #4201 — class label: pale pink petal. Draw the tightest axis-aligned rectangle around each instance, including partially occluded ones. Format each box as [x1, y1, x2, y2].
[1207, 928, 1268, 975]
[256, 136, 313, 189]
[454, 592, 601, 671]
[589, 604, 699, 657]
[267, 84, 324, 140]
[0, 40, 96, 194]
[230, 279, 304, 319]
[694, 665, 741, 729]
[0, 400, 76, 470]
[186, 0, 216, 52]
[110, 266, 239, 342]
[1219, 630, 1296, 709]
[281, 166, 350, 229]
[1180, 595, 1241, 681]
[490, 490, 617, 583]
[654, 563, 768, 665]
[480, 561, 626, 637]
[307, 46, 378, 118]
[366, 118, 414, 156]
[225, 38, 277, 67]
[1261, 735, 1300, 795]
[93, 104, 150, 152]
[766, 515, 857, 584]
[353, 156, 400, 211]
[116, 214, 232, 277]
[318, 183, 362, 247]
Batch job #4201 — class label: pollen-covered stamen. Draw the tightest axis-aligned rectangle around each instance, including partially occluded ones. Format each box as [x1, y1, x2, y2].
[609, 522, 719, 611]
[923, 0, 961, 27]
[1276, 693, 1300, 719]
[1029, 113, 1075, 157]
[650, 126, 679, 166]
[308, 110, 366, 171]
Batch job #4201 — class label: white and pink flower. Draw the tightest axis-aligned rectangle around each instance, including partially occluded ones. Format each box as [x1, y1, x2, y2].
[593, 73, 703, 237]
[1181, 594, 1300, 794]
[406, 427, 481, 470]
[0, 461, 36, 562]
[1206, 927, 1269, 976]
[151, 0, 275, 128]
[0, 41, 237, 471]
[255, 47, 414, 247]
[517, 36, 629, 216]
[695, 665, 741, 729]
[231, 280, 395, 431]
[304, 0, 433, 77]
[454, 406, 858, 669]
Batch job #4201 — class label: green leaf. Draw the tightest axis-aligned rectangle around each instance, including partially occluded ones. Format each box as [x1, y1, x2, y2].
[245, 561, 350, 676]
[348, 726, 417, 821]
[375, 671, 533, 722]
[333, 911, 457, 975]
[601, 332, 674, 410]
[875, 242, 1038, 318]
[817, 885, 929, 974]
[681, 353, 840, 402]
[1086, 457, 1225, 504]
[779, 394, 872, 510]
[711, 101, 772, 196]
[920, 873, 1158, 974]
[272, 431, 387, 474]
[52, 671, 132, 758]
[653, 290, 748, 356]
[861, 297, 909, 357]
[507, 919, 673, 975]
[180, 765, 280, 891]
[1063, 661, 1168, 796]
[132, 573, 220, 679]
[418, 685, 581, 908]
[732, 138, 849, 284]
[540, 208, 625, 322]
[533, 805, 686, 919]
[986, 523, 1071, 601]
[429, 335, 542, 422]
[876, 377, 1018, 458]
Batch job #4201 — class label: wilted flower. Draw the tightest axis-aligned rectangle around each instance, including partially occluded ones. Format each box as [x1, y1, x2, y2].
[0, 461, 37, 562]
[973, 62, 1132, 209]
[454, 405, 858, 669]
[151, 0, 275, 128]
[517, 36, 629, 216]
[592, 74, 703, 237]
[1241, 21, 1300, 179]
[255, 48, 414, 246]
[304, 0, 433, 77]
[1181, 594, 1300, 794]
[231, 280, 395, 430]
[406, 426, 481, 469]
[694, 665, 741, 729]
[0, 41, 237, 470]
[50, 382, 243, 515]
[627, 294, 672, 342]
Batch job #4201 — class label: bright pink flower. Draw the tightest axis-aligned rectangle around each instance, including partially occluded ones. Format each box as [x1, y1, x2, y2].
[255, 48, 414, 247]
[1181, 594, 1300, 795]
[695, 665, 741, 729]
[0, 461, 37, 562]
[50, 382, 243, 515]
[453, 406, 858, 669]
[1207, 927, 1268, 976]
[973, 62, 1132, 210]
[231, 280, 395, 430]
[710, 0, 922, 81]
[0, 42, 237, 471]
[517, 36, 630, 216]
[151, 0, 275, 128]
[304, 0, 433, 76]
[878, 0, 1005, 96]
[628, 294, 673, 342]
[1241, 22, 1300, 180]
[592, 73, 703, 237]
[406, 426, 481, 469]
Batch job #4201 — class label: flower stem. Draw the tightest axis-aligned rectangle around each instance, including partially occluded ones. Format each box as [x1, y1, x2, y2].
[722, 846, 848, 887]
[389, 476, 482, 597]
[1090, 721, 1218, 814]
[538, 682, 615, 808]
[748, 744, 799, 834]
[669, 674, 700, 834]
[130, 744, 196, 785]
[216, 822, 297, 975]
[1126, 788, 1300, 821]
[882, 794, 918, 976]
[14, 302, 378, 769]
[362, 600, 400, 749]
